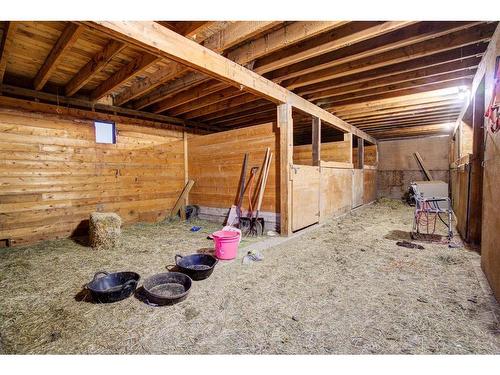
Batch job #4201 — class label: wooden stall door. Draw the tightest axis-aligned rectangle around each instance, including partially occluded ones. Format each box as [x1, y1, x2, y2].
[352, 169, 364, 208]
[291, 165, 320, 231]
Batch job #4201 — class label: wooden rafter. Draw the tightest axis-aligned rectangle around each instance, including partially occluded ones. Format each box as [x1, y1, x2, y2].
[90, 53, 160, 101]
[316, 71, 475, 107]
[203, 21, 282, 52]
[33, 23, 84, 90]
[167, 87, 245, 116]
[282, 23, 497, 90]
[115, 21, 278, 107]
[254, 21, 416, 74]
[267, 21, 481, 83]
[152, 80, 227, 113]
[65, 39, 126, 96]
[0, 22, 18, 84]
[303, 55, 482, 101]
[86, 21, 376, 143]
[323, 79, 472, 109]
[226, 21, 348, 65]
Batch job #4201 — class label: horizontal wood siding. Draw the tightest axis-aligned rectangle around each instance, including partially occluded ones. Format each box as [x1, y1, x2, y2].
[294, 140, 352, 165]
[188, 122, 279, 212]
[0, 108, 185, 246]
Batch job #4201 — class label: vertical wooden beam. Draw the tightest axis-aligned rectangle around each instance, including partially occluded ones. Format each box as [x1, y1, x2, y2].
[0, 22, 18, 84]
[357, 137, 365, 169]
[312, 116, 321, 166]
[34, 23, 84, 90]
[278, 103, 293, 236]
[183, 130, 189, 205]
[344, 133, 353, 164]
[468, 77, 485, 245]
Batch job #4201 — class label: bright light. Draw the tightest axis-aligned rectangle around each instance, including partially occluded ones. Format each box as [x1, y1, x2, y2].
[457, 86, 470, 101]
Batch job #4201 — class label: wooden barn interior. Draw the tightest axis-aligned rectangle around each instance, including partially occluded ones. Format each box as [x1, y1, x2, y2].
[1, 20, 500, 355]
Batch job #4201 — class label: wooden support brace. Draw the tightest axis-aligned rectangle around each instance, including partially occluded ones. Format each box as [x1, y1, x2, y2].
[278, 103, 293, 236]
[312, 116, 321, 166]
[414, 151, 433, 181]
[171, 179, 195, 219]
[357, 137, 365, 169]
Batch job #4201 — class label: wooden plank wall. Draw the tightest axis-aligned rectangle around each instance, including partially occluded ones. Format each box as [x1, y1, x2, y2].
[188, 122, 279, 213]
[353, 145, 378, 166]
[479, 31, 500, 301]
[320, 168, 352, 219]
[0, 108, 185, 246]
[294, 140, 352, 165]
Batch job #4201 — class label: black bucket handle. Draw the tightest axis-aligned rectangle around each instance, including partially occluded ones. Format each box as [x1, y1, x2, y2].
[92, 271, 109, 282]
[174, 254, 183, 265]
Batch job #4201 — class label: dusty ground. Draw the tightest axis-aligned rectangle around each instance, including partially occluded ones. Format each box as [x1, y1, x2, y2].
[1, 199, 499, 354]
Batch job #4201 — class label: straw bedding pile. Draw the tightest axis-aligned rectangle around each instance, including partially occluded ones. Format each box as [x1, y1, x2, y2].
[89, 212, 122, 249]
[0, 201, 499, 354]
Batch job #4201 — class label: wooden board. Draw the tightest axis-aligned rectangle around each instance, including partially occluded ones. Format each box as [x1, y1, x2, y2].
[188, 122, 279, 213]
[352, 169, 364, 208]
[320, 167, 352, 219]
[291, 164, 320, 231]
[363, 169, 377, 204]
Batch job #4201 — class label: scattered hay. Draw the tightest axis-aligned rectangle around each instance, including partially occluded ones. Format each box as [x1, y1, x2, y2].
[89, 212, 122, 249]
[0, 200, 499, 354]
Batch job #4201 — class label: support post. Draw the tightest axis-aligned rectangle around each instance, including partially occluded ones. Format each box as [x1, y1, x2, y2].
[278, 103, 293, 236]
[344, 133, 353, 165]
[468, 78, 485, 245]
[312, 116, 321, 166]
[181, 130, 189, 220]
[357, 137, 365, 169]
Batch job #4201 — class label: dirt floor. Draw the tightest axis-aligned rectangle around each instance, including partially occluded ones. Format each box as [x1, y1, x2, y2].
[1, 199, 499, 354]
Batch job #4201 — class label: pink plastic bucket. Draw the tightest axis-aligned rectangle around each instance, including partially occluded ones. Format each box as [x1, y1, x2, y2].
[212, 230, 240, 260]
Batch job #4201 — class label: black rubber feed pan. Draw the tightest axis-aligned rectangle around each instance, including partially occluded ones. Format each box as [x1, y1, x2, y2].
[142, 272, 192, 306]
[86, 271, 140, 303]
[175, 253, 218, 280]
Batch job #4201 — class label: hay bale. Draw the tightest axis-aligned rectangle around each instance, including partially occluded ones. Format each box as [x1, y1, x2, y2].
[89, 212, 122, 249]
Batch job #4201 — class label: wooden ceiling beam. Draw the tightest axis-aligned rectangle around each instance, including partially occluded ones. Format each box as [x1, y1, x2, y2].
[86, 21, 376, 143]
[303, 55, 482, 101]
[355, 112, 461, 128]
[113, 22, 228, 106]
[166, 86, 245, 116]
[346, 103, 463, 122]
[33, 23, 84, 90]
[0, 22, 18, 84]
[210, 105, 277, 126]
[226, 21, 348, 65]
[371, 124, 451, 138]
[138, 21, 347, 111]
[363, 120, 455, 132]
[267, 21, 481, 83]
[90, 53, 160, 101]
[283, 22, 497, 90]
[198, 99, 270, 122]
[254, 21, 416, 74]
[131, 72, 209, 110]
[316, 71, 476, 107]
[324, 79, 472, 109]
[181, 93, 260, 120]
[117, 22, 278, 108]
[152, 80, 227, 113]
[203, 21, 282, 52]
[330, 88, 466, 113]
[339, 100, 463, 119]
[297, 44, 486, 97]
[65, 39, 126, 96]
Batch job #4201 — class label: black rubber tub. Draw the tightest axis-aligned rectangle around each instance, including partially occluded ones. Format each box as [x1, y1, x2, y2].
[175, 253, 218, 280]
[86, 271, 140, 303]
[142, 272, 192, 306]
